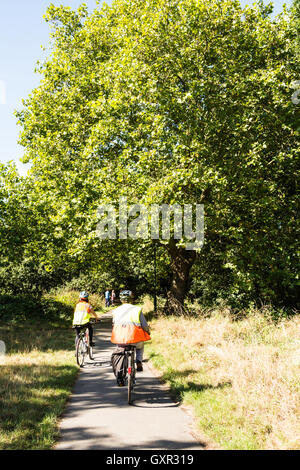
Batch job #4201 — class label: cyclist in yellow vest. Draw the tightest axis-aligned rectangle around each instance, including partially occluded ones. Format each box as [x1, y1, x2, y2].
[73, 291, 100, 347]
[111, 290, 151, 372]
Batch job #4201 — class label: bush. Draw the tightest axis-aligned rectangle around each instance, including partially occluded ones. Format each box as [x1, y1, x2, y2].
[0, 294, 74, 326]
[63, 272, 114, 296]
[0, 295, 38, 322]
[46, 288, 105, 312]
[0, 259, 69, 297]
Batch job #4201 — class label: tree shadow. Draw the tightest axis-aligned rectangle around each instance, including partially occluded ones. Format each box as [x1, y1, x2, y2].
[0, 324, 75, 353]
[56, 427, 206, 450]
[0, 294, 74, 327]
[157, 368, 232, 403]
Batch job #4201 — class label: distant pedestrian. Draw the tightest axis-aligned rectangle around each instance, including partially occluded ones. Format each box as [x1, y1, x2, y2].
[111, 290, 116, 306]
[105, 289, 110, 308]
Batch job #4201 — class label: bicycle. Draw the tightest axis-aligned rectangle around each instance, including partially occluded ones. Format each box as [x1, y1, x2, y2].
[124, 345, 137, 404]
[73, 323, 94, 367]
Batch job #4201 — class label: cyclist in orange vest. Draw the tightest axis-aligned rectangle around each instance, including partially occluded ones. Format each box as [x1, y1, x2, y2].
[111, 290, 151, 372]
[73, 291, 100, 347]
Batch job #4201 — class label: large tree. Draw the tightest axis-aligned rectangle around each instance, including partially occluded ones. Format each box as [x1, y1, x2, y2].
[17, 0, 299, 312]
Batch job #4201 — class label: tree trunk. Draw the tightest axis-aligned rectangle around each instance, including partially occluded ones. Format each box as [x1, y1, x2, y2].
[164, 240, 196, 316]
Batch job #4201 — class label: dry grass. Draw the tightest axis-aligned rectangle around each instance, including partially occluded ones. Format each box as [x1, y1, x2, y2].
[144, 307, 300, 450]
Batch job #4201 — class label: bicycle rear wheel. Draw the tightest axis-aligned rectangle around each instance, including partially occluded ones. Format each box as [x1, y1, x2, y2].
[86, 328, 94, 360]
[76, 337, 85, 367]
[128, 358, 133, 404]
[127, 351, 135, 405]
[88, 345, 94, 360]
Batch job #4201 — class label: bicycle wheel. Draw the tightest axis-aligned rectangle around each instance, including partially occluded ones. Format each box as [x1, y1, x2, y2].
[76, 337, 85, 367]
[132, 349, 136, 384]
[127, 351, 135, 405]
[86, 329, 94, 360]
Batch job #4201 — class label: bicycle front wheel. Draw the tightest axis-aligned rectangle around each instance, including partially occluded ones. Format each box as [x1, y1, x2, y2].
[76, 337, 85, 367]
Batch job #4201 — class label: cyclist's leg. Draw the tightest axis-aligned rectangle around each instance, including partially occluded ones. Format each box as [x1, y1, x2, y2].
[75, 326, 81, 347]
[86, 322, 94, 344]
[135, 342, 144, 361]
[114, 345, 127, 386]
[135, 342, 144, 371]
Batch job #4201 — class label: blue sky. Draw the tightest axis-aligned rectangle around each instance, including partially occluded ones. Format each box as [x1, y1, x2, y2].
[0, 0, 293, 174]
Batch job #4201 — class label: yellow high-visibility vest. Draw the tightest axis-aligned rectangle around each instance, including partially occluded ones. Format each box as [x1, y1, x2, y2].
[73, 301, 92, 326]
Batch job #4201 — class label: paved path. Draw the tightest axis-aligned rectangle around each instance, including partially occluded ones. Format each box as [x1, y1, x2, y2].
[55, 314, 205, 450]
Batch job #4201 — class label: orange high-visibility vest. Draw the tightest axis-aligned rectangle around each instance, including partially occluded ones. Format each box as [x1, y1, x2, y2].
[111, 304, 151, 344]
[73, 301, 93, 326]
